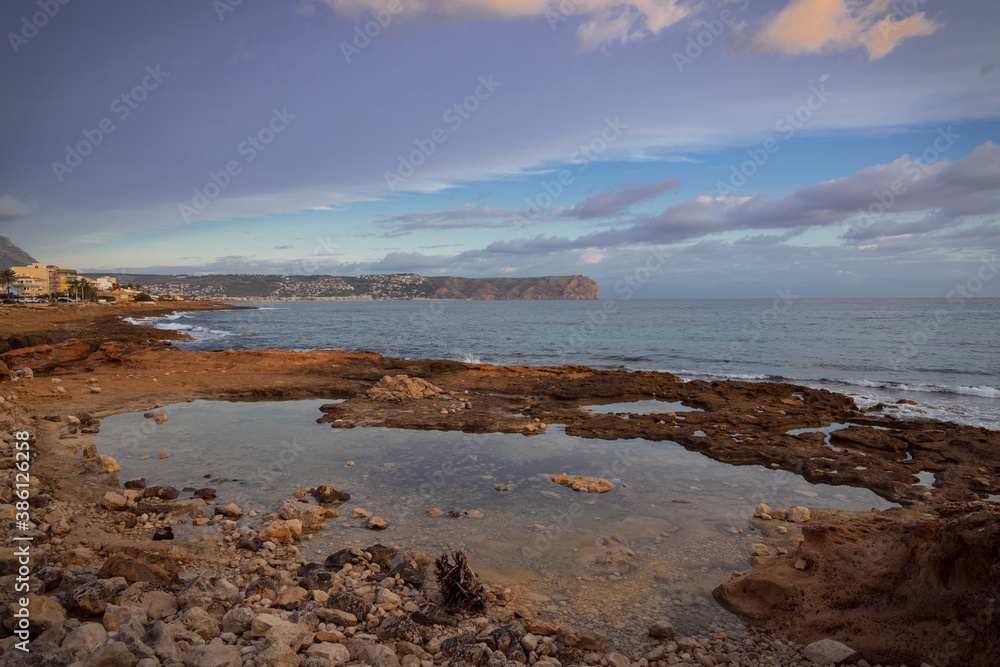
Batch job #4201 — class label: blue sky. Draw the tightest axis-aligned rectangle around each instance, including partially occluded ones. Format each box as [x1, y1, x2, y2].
[1, 0, 998, 297]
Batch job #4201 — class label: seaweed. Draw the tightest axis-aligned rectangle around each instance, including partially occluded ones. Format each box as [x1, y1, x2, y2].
[434, 548, 487, 613]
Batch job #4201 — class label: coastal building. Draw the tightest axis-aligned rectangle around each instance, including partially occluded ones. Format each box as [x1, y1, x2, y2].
[9, 262, 62, 295]
[9, 274, 46, 297]
[97, 288, 141, 302]
[58, 268, 78, 292]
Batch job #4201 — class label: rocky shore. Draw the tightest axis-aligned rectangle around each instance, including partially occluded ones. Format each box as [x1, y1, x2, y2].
[0, 302, 997, 667]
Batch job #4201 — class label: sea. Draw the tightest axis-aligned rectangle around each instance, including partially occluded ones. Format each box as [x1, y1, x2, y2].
[128, 297, 1000, 431]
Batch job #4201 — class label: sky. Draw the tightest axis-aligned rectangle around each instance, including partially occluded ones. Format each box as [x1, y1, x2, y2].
[1, 0, 998, 298]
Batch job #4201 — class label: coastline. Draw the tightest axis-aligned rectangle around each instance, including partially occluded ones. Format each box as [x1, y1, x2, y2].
[0, 302, 997, 666]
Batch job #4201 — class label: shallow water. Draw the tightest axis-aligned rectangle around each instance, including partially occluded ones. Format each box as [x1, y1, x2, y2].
[94, 399, 896, 649]
[582, 399, 702, 416]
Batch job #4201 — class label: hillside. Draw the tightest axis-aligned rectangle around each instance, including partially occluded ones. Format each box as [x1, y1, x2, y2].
[0, 236, 36, 269]
[80, 273, 599, 300]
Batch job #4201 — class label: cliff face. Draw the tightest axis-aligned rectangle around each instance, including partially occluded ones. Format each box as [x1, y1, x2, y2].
[426, 275, 598, 300]
[0, 236, 36, 269]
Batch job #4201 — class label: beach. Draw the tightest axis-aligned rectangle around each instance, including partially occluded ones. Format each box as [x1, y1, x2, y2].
[1, 302, 998, 667]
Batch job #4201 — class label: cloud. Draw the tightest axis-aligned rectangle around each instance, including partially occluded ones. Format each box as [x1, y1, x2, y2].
[566, 177, 681, 218]
[749, 0, 942, 60]
[0, 194, 33, 221]
[472, 141, 1000, 255]
[376, 206, 525, 236]
[316, 0, 698, 49]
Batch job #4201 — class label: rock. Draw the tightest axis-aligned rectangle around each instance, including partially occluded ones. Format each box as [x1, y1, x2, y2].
[124, 478, 147, 490]
[312, 485, 351, 504]
[607, 653, 630, 667]
[99, 555, 176, 584]
[101, 492, 128, 511]
[388, 560, 426, 588]
[801, 639, 860, 665]
[426, 508, 443, 516]
[366, 516, 388, 530]
[795, 559, 808, 570]
[350, 507, 368, 520]
[366, 374, 443, 402]
[327, 592, 371, 621]
[322, 608, 358, 627]
[525, 619, 557, 636]
[753, 502, 772, 519]
[298, 563, 335, 591]
[97, 455, 121, 476]
[192, 488, 216, 500]
[181, 644, 242, 667]
[556, 627, 607, 653]
[490, 622, 526, 659]
[116, 616, 156, 661]
[367, 543, 397, 570]
[442, 633, 478, 657]
[116, 581, 179, 620]
[153, 412, 167, 424]
[257, 642, 300, 667]
[264, 619, 314, 652]
[451, 644, 490, 667]
[84, 641, 136, 667]
[549, 472, 612, 493]
[772, 508, 789, 521]
[182, 606, 222, 640]
[521, 633, 540, 653]
[176, 576, 240, 610]
[279, 499, 325, 527]
[305, 642, 350, 665]
[788, 506, 811, 523]
[6, 595, 65, 631]
[0, 642, 71, 666]
[257, 520, 294, 545]
[324, 547, 366, 569]
[90, 386, 102, 393]
[375, 588, 401, 607]
[158, 451, 169, 459]
[62, 622, 109, 655]
[274, 585, 309, 609]
[375, 614, 421, 644]
[64, 577, 129, 615]
[102, 604, 149, 631]
[750, 543, 769, 557]
[152, 527, 173, 541]
[213, 503, 242, 518]
[284, 518, 303, 540]
[222, 606, 256, 634]
[648, 620, 675, 639]
[235, 537, 264, 552]
[410, 602, 456, 627]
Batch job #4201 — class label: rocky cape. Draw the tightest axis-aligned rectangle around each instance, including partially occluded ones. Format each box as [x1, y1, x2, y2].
[0, 300, 997, 666]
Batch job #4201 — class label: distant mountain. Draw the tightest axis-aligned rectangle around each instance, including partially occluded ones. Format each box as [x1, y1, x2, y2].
[0, 236, 36, 270]
[80, 272, 600, 300]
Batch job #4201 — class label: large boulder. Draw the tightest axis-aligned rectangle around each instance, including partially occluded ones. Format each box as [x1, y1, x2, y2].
[366, 375, 442, 402]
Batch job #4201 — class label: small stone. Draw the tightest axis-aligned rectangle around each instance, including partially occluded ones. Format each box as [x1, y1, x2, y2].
[795, 559, 808, 570]
[788, 506, 811, 523]
[426, 508, 443, 516]
[648, 620, 675, 640]
[346, 461, 355, 467]
[753, 503, 772, 519]
[90, 386, 102, 394]
[778, 526, 788, 534]
[750, 543, 769, 557]
[158, 451, 170, 459]
[351, 508, 368, 520]
[801, 638, 859, 665]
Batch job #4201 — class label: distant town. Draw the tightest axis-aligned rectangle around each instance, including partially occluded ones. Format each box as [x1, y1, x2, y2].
[0, 238, 597, 302]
